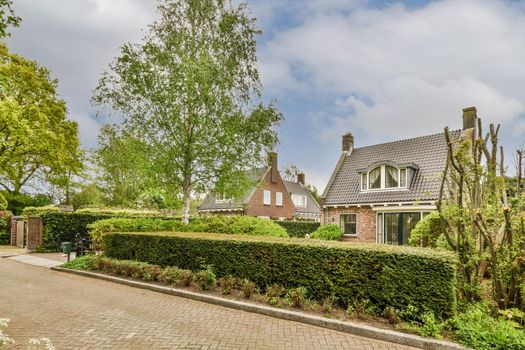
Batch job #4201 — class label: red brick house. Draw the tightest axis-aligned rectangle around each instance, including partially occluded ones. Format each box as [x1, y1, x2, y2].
[321, 107, 477, 244]
[198, 153, 320, 221]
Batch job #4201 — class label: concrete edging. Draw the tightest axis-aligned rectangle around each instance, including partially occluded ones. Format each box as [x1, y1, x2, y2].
[51, 267, 467, 350]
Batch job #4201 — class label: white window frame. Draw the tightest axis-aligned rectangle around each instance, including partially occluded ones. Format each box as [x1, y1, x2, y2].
[291, 194, 307, 208]
[340, 213, 358, 236]
[263, 190, 271, 205]
[360, 165, 409, 192]
[276, 192, 283, 207]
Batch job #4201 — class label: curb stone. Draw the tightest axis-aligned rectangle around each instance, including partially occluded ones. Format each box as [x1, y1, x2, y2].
[52, 267, 468, 350]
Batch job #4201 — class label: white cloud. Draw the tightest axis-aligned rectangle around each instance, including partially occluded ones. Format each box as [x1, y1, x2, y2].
[7, 0, 157, 147]
[260, 0, 525, 142]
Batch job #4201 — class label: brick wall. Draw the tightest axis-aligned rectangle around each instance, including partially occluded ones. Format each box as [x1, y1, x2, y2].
[321, 206, 376, 243]
[10, 216, 16, 246]
[245, 168, 295, 219]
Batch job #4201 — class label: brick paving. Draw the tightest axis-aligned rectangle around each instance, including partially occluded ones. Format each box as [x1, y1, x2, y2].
[0, 258, 419, 350]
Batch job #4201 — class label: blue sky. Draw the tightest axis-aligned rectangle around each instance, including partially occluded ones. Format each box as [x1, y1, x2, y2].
[7, 0, 525, 191]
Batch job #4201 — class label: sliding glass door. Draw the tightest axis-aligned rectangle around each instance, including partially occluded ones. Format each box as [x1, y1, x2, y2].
[382, 212, 421, 245]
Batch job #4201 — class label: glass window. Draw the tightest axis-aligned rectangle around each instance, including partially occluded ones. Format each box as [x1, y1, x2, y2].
[400, 168, 407, 187]
[369, 167, 381, 189]
[276, 192, 283, 206]
[385, 166, 399, 188]
[291, 194, 307, 207]
[361, 173, 367, 190]
[340, 214, 357, 235]
[377, 213, 384, 244]
[263, 190, 271, 205]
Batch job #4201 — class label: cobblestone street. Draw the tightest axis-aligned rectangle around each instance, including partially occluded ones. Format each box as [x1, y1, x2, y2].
[0, 258, 417, 349]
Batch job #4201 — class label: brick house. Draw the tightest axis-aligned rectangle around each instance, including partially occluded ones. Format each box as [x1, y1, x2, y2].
[320, 107, 477, 244]
[198, 153, 321, 221]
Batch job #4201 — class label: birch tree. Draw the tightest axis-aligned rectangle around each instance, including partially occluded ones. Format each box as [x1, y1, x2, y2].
[93, 0, 282, 223]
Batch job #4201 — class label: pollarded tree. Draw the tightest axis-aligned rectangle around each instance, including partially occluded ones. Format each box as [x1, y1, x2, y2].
[93, 0, 283, 223]
[0, 43, 83, 195]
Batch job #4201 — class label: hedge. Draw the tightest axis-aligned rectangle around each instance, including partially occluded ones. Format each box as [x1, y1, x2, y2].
[311, 224, 343, 240]
[274, 221, 320, 238]
[89, 216, 288, 250]
[103, 232, 458, 319]
[26, 208, 178, 251]
[0, 211, 11, 245]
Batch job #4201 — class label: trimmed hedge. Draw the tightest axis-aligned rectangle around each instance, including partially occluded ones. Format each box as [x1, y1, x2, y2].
[29, 208, 178, 251]
[0, 212, 11, 245]
[275, 221, 320, 238]
[103, 232, 458, 319]
[89, 216, 288, 250]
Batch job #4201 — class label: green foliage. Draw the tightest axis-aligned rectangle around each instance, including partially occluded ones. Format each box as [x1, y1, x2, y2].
[88, 215, 288, 250]
[92, 0, 283, 223]
[0, 212, 10, 245]
[218, 276, 236, 295]
[275, 221, 320, 238]
[408, 212, 447, 248]
[194, 265, 217, 291]
[0, 192, 6, 210]
[4, 193, 53, 215]
[241, 279, 256, 299]
[0, 43, 83, 196]
[284, 287, 308, 308]
[61, 254, 99, 270]
[24, 207, 172, 251]
[0, 0, 21, 38]
[452, 305, 525, 350]
[22, 206, 60, 217]
[70, 184, 105, 210]
[311, 224, 342, 240]
[103, 231, 458, 319]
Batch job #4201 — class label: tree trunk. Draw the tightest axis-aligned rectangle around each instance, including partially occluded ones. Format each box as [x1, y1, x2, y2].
[182, 189, 191, 224]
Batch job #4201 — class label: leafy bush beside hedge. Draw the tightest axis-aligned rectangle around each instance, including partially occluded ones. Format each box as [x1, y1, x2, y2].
[89, 216, 288, 249]
[0, 213, 10, 245]
[275, 221, 320, 238]
[103, 231, 458, 319]
[311, 224, 342, 240]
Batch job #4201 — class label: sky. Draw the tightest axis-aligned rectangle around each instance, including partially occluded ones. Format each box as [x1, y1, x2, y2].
[6, 0, 525, 192]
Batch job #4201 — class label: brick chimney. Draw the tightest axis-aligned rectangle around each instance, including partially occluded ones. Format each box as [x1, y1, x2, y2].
[297, 173, 305, 185]
[267, 152, 278, 183]
[342, 132, 354, 152]
[462, 106, 477, 130]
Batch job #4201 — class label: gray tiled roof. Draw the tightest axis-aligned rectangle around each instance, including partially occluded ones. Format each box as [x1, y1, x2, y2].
[283, 180, 321, 216]
[323, 130, 461, 205]
[198, 167, 268, 211]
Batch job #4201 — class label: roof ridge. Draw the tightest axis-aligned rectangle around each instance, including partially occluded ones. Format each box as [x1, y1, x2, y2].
[353, 129, 461, 151]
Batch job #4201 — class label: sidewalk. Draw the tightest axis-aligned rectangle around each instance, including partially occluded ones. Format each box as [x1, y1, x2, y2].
[0, 245, 72, 268]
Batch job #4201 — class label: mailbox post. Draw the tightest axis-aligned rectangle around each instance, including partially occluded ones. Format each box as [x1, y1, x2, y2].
[62, 242, 72, 262]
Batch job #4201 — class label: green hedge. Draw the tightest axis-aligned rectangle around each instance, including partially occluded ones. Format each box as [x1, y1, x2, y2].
[30, 208, 178, 251]
[275, 221, 320, 238]
[0, 212, 11, 245]
[103, 232, 458, 319]
[311, 224, 343, 240]
[89, 216, 288, 250]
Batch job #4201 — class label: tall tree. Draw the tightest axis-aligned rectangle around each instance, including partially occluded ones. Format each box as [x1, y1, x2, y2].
[0, 0, 21, 38]
[0, 43, 83, 195]
[95, 124, 160, 207]
[93, 0, 282, 223]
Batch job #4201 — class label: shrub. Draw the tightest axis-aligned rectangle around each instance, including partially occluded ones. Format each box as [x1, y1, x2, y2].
[452, 305, 525, 350]
[0, 212, 11, 245]
[311, 224, 342, 241]
[285, 287, 308, 308]
[275, 221, 320, 238]
[242, 279, 256, 299]
[193, 265, 217, 291]
[179, 269, 194, 287]
[322, 295, 337, 315]
[89, 215, 288, 250]
[218, 276, 236, 295]
[408, 212, 447, 248]
[61, 254, 100, 270]
[159, 266, 184, 285]
[266, 284, 285, 299]
[0, 193, 7, 211]
[103, 231, 458, 319]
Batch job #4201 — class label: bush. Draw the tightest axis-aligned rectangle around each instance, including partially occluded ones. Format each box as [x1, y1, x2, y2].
[408, 212, 447, 248]
[0, 193, 7, 211]
[452, 305, 525, 350]
[285, 287, 308, 308]
[0, 212, 11, 245]
[241, 279, 256, 299]
[103, 231, 458, 319]
[311, 224, 342, 240]
[218, 276, 236, 295]
[275, 221, 320, 238]
[89, 215, 288, 250]
[61, 254, 99, 270]
[194, 265, 217, 291]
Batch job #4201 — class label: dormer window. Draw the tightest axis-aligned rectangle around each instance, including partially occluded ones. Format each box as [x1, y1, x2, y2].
[359, 162, 417, 191]
[215, 194, 233, 203]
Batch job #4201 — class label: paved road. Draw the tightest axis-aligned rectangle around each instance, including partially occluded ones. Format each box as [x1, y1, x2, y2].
[0, 259, 417, 350]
